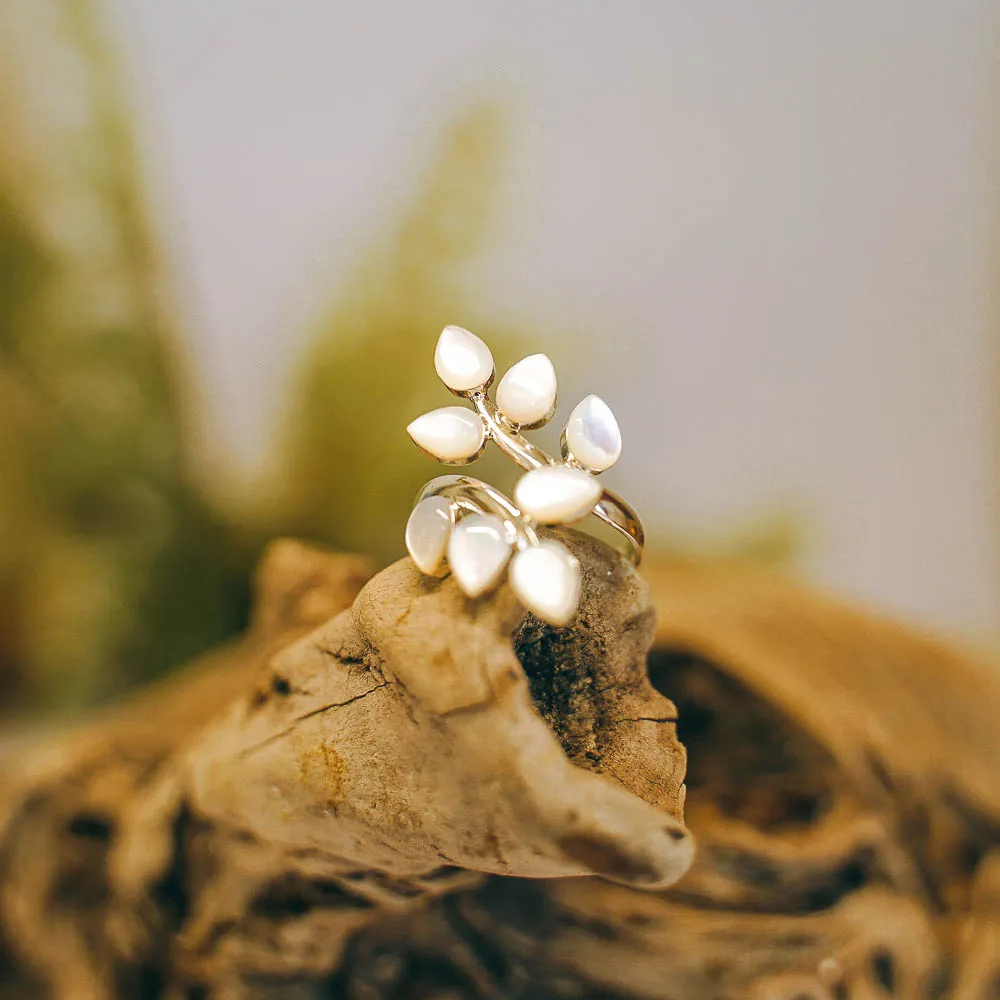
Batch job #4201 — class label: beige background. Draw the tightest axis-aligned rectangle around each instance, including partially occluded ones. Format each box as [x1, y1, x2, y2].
[115, 0, 1000, 635]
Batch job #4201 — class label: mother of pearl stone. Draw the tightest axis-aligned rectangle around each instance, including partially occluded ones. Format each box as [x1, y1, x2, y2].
[563, 394, 622, 473]
[509, 540, 581, 627]
[407, 407, 486, 464]
[513, 466, 601, 525]
[405, 496, 454, 577]
[496, 353, 557, 428]
[434, 325, 495, 393]
[447, 513, 512, 598]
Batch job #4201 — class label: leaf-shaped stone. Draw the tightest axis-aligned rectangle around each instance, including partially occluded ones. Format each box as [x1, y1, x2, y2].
[447, 513, 512, 598]
[434, 325, 495, 393]
[405, 496, 454, 577]
[509, 540, 581, 627]
[407, 407, 486, 465]
[563, 394, 622, 473]
[496, 353, 557, 428]
[514, 466, 601, 525]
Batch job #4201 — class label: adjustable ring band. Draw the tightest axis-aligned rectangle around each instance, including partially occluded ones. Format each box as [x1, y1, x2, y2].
[418, 475, 536, 546]
[417, 473, 643, 567]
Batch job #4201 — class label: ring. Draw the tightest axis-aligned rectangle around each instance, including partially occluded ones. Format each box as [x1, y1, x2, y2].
[404, 325, 645, 626]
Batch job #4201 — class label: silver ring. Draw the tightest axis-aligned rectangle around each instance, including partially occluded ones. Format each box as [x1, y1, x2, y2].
[404, 326, 644, 626]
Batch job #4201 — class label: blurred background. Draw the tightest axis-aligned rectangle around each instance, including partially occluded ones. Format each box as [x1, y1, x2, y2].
[1, 0, 999, 714]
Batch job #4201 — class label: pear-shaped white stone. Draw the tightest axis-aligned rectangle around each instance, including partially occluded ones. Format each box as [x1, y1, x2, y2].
[405, 496, 454, 577]
[496, 353, 557, 427]
[434, 325, 495, 392]
[447, 513, 511, 598]
[514, 466, 601, 525]
[509, 540, 581, 627]
[564, 394, 622, 473]
[407, 407, 486, 464]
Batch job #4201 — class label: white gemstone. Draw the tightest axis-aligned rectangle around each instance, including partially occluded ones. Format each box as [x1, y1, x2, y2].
[407, 407, 486, 464]
[405, 497, 454, 576]
[514, 466, 601, 525]
[434, 325, 495, 393]
[564, 394, 622, 473]
[447, 513, 511, 598]
[496, 354, 557, 427]
[509, 540, 582, 627]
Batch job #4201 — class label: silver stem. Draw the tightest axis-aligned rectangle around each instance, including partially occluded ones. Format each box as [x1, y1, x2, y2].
[467, 391, 643, 564]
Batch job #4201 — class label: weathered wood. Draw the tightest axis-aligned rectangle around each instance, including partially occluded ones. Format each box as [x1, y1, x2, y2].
[339, 561, 1000, 999]
[1, 540, 999, 999]
[0, 533, 689, 998]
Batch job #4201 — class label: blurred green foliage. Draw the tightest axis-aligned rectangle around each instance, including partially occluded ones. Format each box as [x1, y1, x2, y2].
[0, 0, 537, 711]
[0, 0, 247, 708]
[0, 0, 800, 714]
[270, 103, 527, 564]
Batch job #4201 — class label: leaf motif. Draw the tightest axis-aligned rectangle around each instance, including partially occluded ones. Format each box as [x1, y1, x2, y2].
[447, 513, 511, 597]
[509, 540, 581, 626]
[562, 394, 622, 473]
[434, 325, 495, 393]
[496, 354, 558, 428]
[407, 407, 487, 465]
[514, 467, 601, 524]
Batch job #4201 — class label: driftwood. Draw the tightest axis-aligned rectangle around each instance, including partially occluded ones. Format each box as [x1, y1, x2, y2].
[0, 534, 999, 999]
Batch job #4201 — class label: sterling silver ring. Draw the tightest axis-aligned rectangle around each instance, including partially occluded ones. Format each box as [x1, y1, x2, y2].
[404, 325, 644, 626]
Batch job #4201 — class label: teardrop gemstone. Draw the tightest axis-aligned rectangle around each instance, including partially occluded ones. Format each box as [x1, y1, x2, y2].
[405, 496, 454, 576]
[407, 407, 486, 464]
[563, 394, 622, 473]
[496, 354, 557, 427]
[509, 540, 581, 626]
[434, 325, 495, 393]
[447, 513, 511, 598]
[514, 466, 601, 525]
